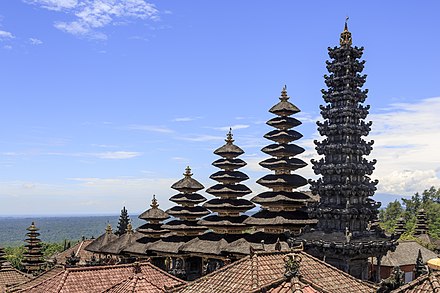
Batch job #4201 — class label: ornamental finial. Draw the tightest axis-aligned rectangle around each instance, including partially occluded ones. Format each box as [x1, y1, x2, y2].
[280, 85, 289, 101]
[105, 223, 112, 234]
[184, 166, 193, 177]
[340, 17, 352, 46]
[151, 194, 159, 209]
[225, 128, 234, 144]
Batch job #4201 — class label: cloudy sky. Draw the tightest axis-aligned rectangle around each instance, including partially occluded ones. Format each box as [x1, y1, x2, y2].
[0, 1, 439, 216]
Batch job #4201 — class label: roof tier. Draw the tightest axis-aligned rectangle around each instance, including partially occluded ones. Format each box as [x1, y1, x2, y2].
[166, 206, 210, 218]
[209, 170, 249, 184]
[263, 129, 303, 144]
[212, 158, 247, 170]
[266, 116, 302, 129]
[137, 223, 170, 236]
[257, 174, 308, 189]
[269, 92, 301, 116]
[244, 210, 317, 233]
[259, 157, 307, 171]
[203, 198, 255, 214]
[138, 195, 169, 222]
[169, 193, 207, 205]
[262, 143, 305, 157]
[206, 183, 252, 198]
[251, 191, 314, 205]
[171, 167, 204, 194]
[213, 141, 244, 158]
[161, 220, 207, 236]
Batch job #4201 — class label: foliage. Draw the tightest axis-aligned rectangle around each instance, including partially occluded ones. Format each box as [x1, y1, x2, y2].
[4, 241, 69, 270]
[115, 206, 130, 236]
[379, 186, 440, 239]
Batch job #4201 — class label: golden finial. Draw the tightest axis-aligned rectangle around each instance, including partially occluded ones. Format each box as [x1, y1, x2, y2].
[225, 128, 234, 144]
[105, 223, 112, 234]
[150, 194, 159, 209]
[340, 16, 352, 46]
[184, 166, 193, 177]
[280, 85, 289, 101]
[126, 222, 133, 234]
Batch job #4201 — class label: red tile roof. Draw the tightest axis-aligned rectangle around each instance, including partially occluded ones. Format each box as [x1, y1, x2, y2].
[266, 277, 320, 293]
[0, 266, 31, 292]
[52, 240, 95, 265]
[16, 261, 185, 293]
[173, 250, 377, 293]
[392, 271, 440, 292]
[9, 266, 64, 292]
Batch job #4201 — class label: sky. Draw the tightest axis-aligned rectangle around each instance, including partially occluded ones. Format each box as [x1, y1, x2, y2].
[0, 0, 439, 216]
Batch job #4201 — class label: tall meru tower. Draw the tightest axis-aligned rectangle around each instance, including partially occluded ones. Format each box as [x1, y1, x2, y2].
[294, 21, 396, 281]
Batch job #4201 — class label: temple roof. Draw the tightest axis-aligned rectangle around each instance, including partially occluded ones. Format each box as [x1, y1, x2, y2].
[171, 250, 377, 292]
[212, 158, 246, 170]
[136, 223, 169, 236]
[138, 195, 169, 221]
[0, 265, 31, 292]
[203, 198, 255, 211]
[166, 206, 210, 217]
[391, 270, 440, 293]
[84, 224, 119, 253]
[171, 167, 204, 193]
[244, 210, 317, 227]
[51, 239, 94, 266]
[198, 215, 249, 227]
[257, 174, 308, 189]
[9, 266, 64, 292]
[147, 235, 194, 254]
[161, 220, 207, 233]
[169, 193, 207, 205]
[251, 191, 315, 205]
[15, 262, 185, 293]
[99, 229, 142, 255]
[372, 241, 437, 267]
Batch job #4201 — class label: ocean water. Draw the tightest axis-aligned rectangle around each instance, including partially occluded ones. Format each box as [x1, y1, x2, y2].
[0, 215, 143, 246]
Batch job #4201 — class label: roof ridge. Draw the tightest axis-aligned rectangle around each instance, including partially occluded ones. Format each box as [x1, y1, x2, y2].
[55, 270, 69, 292]
[300, 251, 377, 289]
[250, 252, 259, 290]
[18, 269, 65, 291]
[75, 240, 86, 257]
[66, 261, 149, 272]
[141, 260, 187, 283]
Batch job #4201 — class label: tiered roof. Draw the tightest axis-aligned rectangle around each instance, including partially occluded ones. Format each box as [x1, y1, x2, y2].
[414, 209, 429, 236]
[22, 222, 44, 274]
[15, 262, 185, 293]
[0, 247, 6, 267]
[171, 250, 377, 292]
[52, 239, 94, 266]
[394, 217, 406, 237]
[199, 130, 255, 234]
[245, 86, 317, 234]
[100, 223, 141, 255]
[137, 195, 170, 237]
[85, 224, 119, 254]
[162, 167, 209, 236]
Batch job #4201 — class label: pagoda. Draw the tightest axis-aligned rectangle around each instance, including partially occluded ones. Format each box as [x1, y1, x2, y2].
[162, 166, 210, 236]
[244, 86, 317, 234]
[0, 246, 6, 267]
[22, 222, 44, 274]
[199, 129, 255, 234]
[295, 20, 396, 280]
[414, 209, 428, 236]
[394, 217, 406, 237]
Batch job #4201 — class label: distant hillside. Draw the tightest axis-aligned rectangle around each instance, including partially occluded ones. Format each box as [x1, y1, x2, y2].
[0, 216, 143, 246]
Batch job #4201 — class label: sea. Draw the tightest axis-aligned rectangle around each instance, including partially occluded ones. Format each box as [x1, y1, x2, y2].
[0, 215, 144, 247]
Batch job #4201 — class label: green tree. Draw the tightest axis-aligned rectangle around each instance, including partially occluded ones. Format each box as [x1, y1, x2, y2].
[379, 200, 404, 232]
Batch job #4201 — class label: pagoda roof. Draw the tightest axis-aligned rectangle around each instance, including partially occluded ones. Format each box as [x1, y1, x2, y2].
[266, 116, 302, 129]
[257, 174, 308, 189]
[269, 100, 301, 117]
[251, 191, 315, 205]
[84, 225, 119, 253]
[122, 236, 162, 255]
[198, 215, 249, 227]
[147, 235, 195, 254]
[14, 262, 185, 293]
[244, 210, 317, 227]
[262, 143, 305, 157]
[161, 219, 207, 233]
[169, 193, 207, 205]
[171, 249, 376, 293]
[206, 183, 252, 197]
[203, 198, 255, 211]
[99, 231, 142, 255]
[171, 167, 204, 193]
[166, 206, 210, 217]
[138, 208, 169, 221]
[0, 266, 31, 291]
[214, 143, 244, 158]
[178, 233, 230, 256]
[137, 223, 169, 235]
[259, 157, 307, 171]
[264, 129, 303, 144]
[212, 158, 247, 170]
[209, 170, 249, 184]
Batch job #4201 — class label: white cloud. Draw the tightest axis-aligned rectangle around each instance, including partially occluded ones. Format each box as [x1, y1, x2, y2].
[29, 37, 43, 45]
[127, 124, 173, 133]
[24, 0, 79, 11]
[3, 45, 12, 50]
[26, 0, 159, 39]
[172, 116, 201, 122]
[0, 30, 14, 39]
[92, 151, 141, 159]
[179, 134, 224, 142]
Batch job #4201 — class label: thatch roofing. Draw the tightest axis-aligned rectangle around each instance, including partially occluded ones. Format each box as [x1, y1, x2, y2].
[373, 240, 438, 267]
[84, 225, 119, 253]
[99, 231, 143, 255]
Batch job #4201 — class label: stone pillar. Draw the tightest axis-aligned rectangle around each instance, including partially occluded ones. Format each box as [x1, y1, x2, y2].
[376, 256, 382, 283]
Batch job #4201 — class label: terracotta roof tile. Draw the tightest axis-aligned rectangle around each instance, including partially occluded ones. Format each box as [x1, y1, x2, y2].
[392, 271, 440, 292]
[173, 250, 377, 293]
[17, 261, 185, 293]
[52, 240, 95, 265]
[9, 266, 64, 292]
[0, 266, 31, 291]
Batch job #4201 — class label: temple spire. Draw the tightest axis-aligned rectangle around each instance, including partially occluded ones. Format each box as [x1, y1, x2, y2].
[136, 195, 170, 238]
[340, 17, 352, 46]
[22, 222, 44, 275]
[151, 194, 159, 209]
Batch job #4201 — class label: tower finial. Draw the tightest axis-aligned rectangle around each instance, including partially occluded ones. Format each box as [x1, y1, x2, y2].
[280, 85, 289, 101]
[226, 128, 234, 144]
[151, 194, 159, 209]
[340, 17, 352, 46]
[184, 166, 193, 177]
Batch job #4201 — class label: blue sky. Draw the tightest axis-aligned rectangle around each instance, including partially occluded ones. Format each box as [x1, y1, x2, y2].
[0, 0, 439, 216]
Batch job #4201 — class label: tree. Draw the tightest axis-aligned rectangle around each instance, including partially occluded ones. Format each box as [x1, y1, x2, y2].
[379, 200, 404, 232]
[115, 206, 130, 236]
